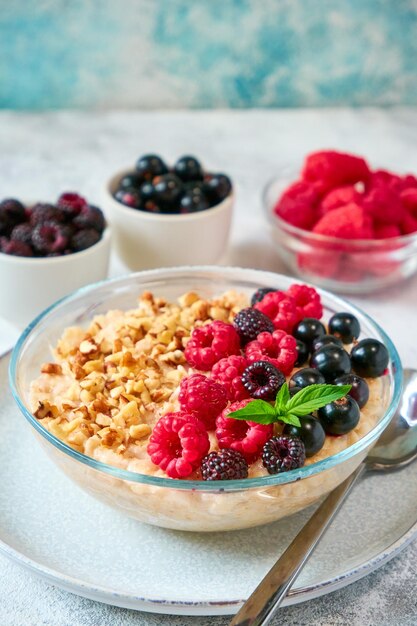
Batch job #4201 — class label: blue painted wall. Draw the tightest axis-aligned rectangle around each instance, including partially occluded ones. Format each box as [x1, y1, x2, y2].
[1, 0, 416, 109]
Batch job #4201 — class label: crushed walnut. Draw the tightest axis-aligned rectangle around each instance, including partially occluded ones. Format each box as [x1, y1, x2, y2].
[30, 289, 248, 461]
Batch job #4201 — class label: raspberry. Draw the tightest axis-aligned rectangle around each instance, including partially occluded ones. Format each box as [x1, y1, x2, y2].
[312, 203, 374, 239]
[201, 449, 248, 481]
[0, 198, 26, 235]
[374, 223, 401, 239]
[254, 291, 299, 333]
[178, 374, 227, 429]
[297, 248, 341, 279]
[250, 287, 276, 306]
[286, 284, 323, 320]
[30, 203, 65, 226]
[233, 307, 274, 345]
[401, 212, 417, 235]
[147, 412, 209, 479]
[262, 436, 306, 474]
[10, 223, 33, 246]
[245, 330, 297, 375]
[211, 355, 250, 401]
[57, 192, 87, 218]
[32, 221, 71, 254]
[366, 169, 403, 193]
[401, 188, 417, 217]
[71, 228, 100, 252]
[1, 239, 33, 257]
[319, 185, 362, 215]
[73, 205, 106, 233]
[185, 320, 241, 371]
[274, 180, 319, 230]
[241, 360, 286, 400]
[302, 151, 370, 193]
[216, 400, 274, 463]
[361, 185, 405, 225]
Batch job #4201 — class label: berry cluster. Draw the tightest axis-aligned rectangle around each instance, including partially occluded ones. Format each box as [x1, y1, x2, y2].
[113, 154, 232, 215]
[0, 194, 106, 258]
[146, 285, 389, 481]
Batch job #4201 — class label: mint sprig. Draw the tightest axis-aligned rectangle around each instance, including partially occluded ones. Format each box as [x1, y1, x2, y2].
[228, 383, 352, 428]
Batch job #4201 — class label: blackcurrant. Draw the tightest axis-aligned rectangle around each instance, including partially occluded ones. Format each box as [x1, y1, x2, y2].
[293, 318, 326, 349]
[310, 345, 351, 381]
[118, 172, 144, 190]
[350, 339, 389, 378]
[289, 367, 325, 389]
[318, 397, 360, 435]
[140, 181, 155, 202]
[283, 415, 326, 457]
[174, 156, 204, 182]
[334, 373, 369, 409]
[153, 174, 184, 211]
[114, 188, 142, 209]
[328, 312, 361, 344]
[203, 173, 232, 205]
[179, 190, 209, 213]
[135, 154, 168, 180]
[295, 339, 309, 367]
[312, 334, 343, 352]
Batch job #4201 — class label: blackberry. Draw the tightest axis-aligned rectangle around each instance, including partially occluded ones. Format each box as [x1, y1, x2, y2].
[71, 228, 100, 252]
[2, 240, 33, 257]
[262, 436, 306, 474]
[0, 198, 26, 234]
[73, 205, 106, 233]
[57, 192, 87, 219]
[30, 203, 65, 225]
[233, 307, 274, 345]
[10, 223, 33, 246]
[241, 360, 285, 400]
[32, 221, 71, 254]
[250, 287, 276, 306]
[201, 449, 248, 481]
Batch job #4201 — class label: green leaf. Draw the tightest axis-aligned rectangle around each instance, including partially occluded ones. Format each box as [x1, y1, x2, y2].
[227, 400, 277, 425]
[274, 383, 290, 414]
[278, 413, 301, 428]
[286, 384, 352, 417]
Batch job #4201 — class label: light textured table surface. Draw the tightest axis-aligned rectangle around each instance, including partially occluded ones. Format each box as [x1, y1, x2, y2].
[0, 109, 416, 626]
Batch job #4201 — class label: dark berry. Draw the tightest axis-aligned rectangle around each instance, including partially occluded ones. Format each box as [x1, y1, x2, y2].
[310, 345, 351, 381]
[174, 156, 204, 183]
[289, 367, 325, 389]
[351, 339, 389, 378]
[135, 154, 168, 180]
[329, 312, 361, 344]
[0, 198, 26, 234]
[262, 436, 306, 474]
[318, 397, 360, 435]
[185, 181, 205, 195]
[32, 221, 71, 254]
[143, 201, 162, 213]
[312, 334, 343, 352]
[115, 188, 142, 208]
[250, 287, 277, 306]
[295, 339, 309, 366]
[10, 223, 33, 246]
[334, 374, 369, 409]
[293, 318, 326, 349]
[30, 203, 65, 226]
[233, 307, 274, 345]
[153, 174, 184, 212]
[1, 240, 33, 257]
[204, 173, 232, 205]
[289, 385, 303, 397]
[71, 228, 100, 252]
[73, 205, 105, 233]
[241, 360, 285, 400]
[57, 192, 87, 218]
[140, 181, 155, 202]
[283, 415, 326, 457]
[118, 172, 145, 190]
[179, 190, 209, 213]
[201, 449, 248, 481]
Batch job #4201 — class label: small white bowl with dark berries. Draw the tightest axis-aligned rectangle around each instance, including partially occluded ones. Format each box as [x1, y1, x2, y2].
[102, 154, 234, 270]
[0, 193, 111, 328]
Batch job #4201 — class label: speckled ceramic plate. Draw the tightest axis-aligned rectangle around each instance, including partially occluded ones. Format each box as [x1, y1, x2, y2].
[0, 354, 416, 616]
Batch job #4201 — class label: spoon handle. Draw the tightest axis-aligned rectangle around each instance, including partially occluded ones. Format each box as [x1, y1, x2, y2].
[230, 463, 366, 626]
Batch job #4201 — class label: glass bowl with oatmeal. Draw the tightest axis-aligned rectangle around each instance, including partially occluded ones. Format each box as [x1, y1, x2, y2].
[9, 267, 402, 532]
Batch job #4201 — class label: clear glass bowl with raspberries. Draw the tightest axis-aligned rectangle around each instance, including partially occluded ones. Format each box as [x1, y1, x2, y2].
[263, 151, 417, 294]
[10, 267, 402, 532]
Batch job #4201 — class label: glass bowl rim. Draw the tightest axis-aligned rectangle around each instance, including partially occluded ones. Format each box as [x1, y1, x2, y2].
[9, 265, 403, 491]
[262, 173, 417, 248]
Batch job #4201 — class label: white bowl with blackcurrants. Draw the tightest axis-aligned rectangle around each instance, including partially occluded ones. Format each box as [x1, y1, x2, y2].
[103, 154, 234, 270]
[0, 193, 110, 328]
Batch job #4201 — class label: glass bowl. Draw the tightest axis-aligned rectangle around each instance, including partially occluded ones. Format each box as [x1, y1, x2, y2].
[9, 267, 402, 532]
[263, 171, 417, 294]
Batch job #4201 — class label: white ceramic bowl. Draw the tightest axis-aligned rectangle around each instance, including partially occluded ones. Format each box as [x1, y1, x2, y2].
[0, 228, 111, 329]
[102, 170, 234, 270]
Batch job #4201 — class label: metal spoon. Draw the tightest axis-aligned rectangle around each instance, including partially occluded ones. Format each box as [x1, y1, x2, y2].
[230, 368, 417, 626]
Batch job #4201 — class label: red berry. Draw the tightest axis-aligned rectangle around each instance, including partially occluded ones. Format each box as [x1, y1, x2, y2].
[1, 239, 33, 257]
[312, 203, 374, 239]
[273, 180, 319, 230]
[361, 185, 405, 225]
[401, 212, 417, 235]
[215, 400, 273, 463]
[401, 188, 417, 217]
[184, 320, 241, 371]
[178, 374, 227, 429]
[302, 151, 370, 193]
[319, 185, 362, 215]
[57, 192, 87, 218]
[254, 291, 299, 333]
[147, 412, 209, 479]
[211, 355, 250, 401]
[374, 223, 401, 239]
[286, 284, 323, 320]
[245, 330, 297, 375]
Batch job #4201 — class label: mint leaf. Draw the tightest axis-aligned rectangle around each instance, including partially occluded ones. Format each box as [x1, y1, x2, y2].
[279, 413, 301, 428]
[286, 384, 351, 417]
[274, 383, 290, 413]
[228, 400, 276, 424]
